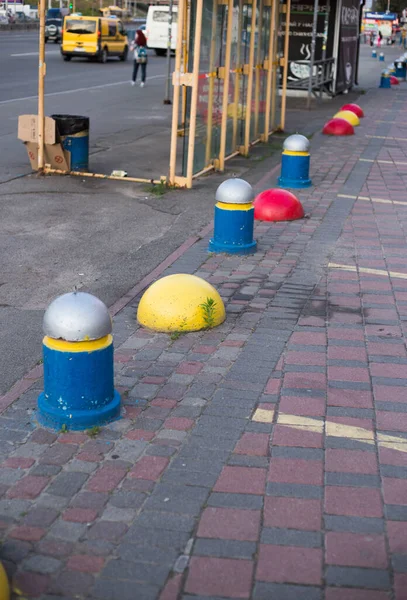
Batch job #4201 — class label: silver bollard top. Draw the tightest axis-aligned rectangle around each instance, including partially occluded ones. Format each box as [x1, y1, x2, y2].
[215, 178, 254, 205]
[43, 292, 112, 342]
[283, 134, 310, 152]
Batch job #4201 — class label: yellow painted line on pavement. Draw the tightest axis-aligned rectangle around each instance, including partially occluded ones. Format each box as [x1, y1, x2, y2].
[275, 413, 407, 454]
[338, 193, 407, 206]
[329, 262, 407, 280]
[359, 157, 407, 166]
[252, 408, 274, 423]
[366, 134, 407, 141]
[277, 413, 323, 432]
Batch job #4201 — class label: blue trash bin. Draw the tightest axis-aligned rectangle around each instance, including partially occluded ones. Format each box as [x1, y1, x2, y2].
[51, 114, 89, 172]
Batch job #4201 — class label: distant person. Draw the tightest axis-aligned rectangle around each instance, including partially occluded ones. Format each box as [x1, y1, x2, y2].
[131, 29, 148, 88]
[378, 30, 383, 47]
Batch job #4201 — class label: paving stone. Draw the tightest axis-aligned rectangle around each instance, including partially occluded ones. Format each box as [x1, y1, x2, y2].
[324, 514, 385, 533]
[261, 527, 322, 548]
[48, 520, 88, 542]
[39, 444, 77, 466]
[93, 579, 160, 600]
[36, 539, 74, 558]
[87, 521, 127, 541]
[47, 472, 88, 497]
[23, 507, 59, 528]
[325, 566, 391, 589]
[117, 543, 178, 565]
[100, 558, 170, 585]
[193, 538, 257, 560]
[253, 582, 322, 600]
[207, 492, 263, 510]
[48, 570, 94, 596]
[0, 539, 31, 563]
[184, 556, 253, 598]
[0, 499, 31, 520]
[124, 525, 190, 551]
[64, 459, 98, 474]
[30, 465, 61, 477]
[23, 555, 62, 574]
[35, 493, 69, 510]
[101, 506, 136, 522]
[325, 473, 380, 487]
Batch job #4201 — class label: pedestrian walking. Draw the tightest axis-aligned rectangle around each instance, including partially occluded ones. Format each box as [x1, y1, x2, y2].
[131, 29, 148, 88]
[378, 30, 383, 47]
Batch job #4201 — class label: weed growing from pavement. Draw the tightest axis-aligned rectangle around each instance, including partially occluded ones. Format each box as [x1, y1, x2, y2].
[87, 425, 101, 438]
[170, 317, 187, 341]
[146, 179, 172, 197]
[60, 424, 68, 434]
[200, 297, 217, 328]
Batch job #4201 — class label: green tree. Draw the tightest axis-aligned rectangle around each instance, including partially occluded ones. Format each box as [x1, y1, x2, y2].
[373, 0, 403, 14]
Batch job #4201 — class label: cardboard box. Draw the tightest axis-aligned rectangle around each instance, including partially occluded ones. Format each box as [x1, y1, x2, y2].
[18, 115, 56, 145]
[18, 115, 70, 171]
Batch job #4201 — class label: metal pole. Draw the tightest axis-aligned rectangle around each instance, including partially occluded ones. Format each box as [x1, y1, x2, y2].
[164, 0, 174, 104]
[307, 0, 319, 109]
[186, 0, 204, 188]
[169, 0, 185, 184]
[38, 0, 46, 171]
[280, 0, 291, 130]
[219, 0, 234, 170]
[243, 0, 257, 155]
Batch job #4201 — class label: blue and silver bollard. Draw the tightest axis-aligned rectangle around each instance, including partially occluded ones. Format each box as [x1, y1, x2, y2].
[372, 49, 377, 58]
[38, 292, 121, 431]
[395, 60, 406, 80]
[278, 134, 312, 189]
[209, 178, 257, 255]
[379, 70, 391, 88]
[379, 52, 385, 61]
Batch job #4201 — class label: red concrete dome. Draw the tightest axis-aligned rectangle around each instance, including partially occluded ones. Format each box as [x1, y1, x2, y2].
[341, 103, 364, 118]
[254, 189, 304, 222]
[322, 118, 354, 136]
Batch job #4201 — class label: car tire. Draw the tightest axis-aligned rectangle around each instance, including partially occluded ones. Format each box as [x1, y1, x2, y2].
[63, 55, 71, 61]
[120, 46, 128, 61]
[54, 38, 59, 44]
[155, 49, 166, 56]
[99, 47, 108, 63]
[45, 38, 48, 43]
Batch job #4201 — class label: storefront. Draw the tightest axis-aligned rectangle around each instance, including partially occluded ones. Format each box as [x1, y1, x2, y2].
[282, 0, 363, 95]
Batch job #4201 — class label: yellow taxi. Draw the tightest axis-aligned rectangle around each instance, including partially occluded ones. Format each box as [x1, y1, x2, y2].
[61, 15, 128, 62]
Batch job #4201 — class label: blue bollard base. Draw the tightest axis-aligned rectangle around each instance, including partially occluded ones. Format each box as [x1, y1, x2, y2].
[37, 389, 121, 431]
[208, 239, 257, 255]
[278, 176, 312, 189]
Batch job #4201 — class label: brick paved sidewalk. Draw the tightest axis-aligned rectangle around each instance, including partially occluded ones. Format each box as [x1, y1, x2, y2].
[1, 87, 407, 600]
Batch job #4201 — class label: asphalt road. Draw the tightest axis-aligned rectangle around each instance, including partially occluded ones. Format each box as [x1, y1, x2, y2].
[0, 30, 172, 183]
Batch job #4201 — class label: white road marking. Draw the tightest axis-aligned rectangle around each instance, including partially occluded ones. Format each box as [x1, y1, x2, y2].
[0, 74, 165, 105]
[11, 51, 60, 57]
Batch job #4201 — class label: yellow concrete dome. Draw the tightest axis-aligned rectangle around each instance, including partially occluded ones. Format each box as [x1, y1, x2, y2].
[0, 564, 9, 600]
[333, 110, 360, 127]
[137, 274, 226, 332]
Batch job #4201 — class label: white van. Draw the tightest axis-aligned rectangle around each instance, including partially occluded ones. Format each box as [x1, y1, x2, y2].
[145, 5, 177, 56]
